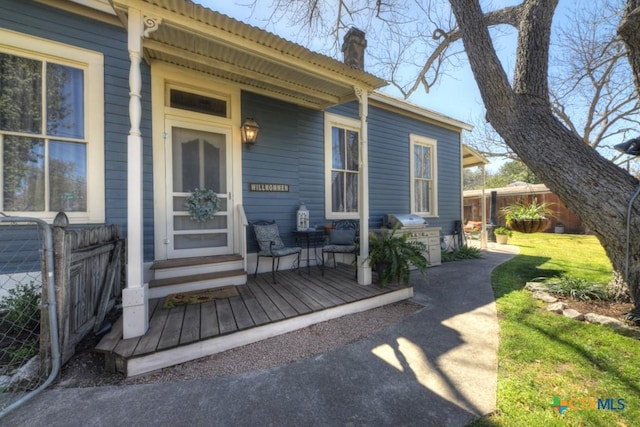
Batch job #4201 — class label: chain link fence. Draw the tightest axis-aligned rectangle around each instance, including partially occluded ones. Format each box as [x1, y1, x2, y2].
[0, 216, 60, 418]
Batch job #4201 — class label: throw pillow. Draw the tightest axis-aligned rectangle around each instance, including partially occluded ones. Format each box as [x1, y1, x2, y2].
[329, 229, 356, 245]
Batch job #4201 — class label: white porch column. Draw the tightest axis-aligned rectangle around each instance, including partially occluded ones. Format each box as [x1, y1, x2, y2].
[480, 164, 488, 249]
[355, 87, 372, 285]
[122, 8, 148, 338]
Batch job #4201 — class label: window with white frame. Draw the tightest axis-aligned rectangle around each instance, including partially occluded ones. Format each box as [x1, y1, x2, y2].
[0, 30, 104, 222]
[324, 113, 360, 219]
[410, 134, 438, 216]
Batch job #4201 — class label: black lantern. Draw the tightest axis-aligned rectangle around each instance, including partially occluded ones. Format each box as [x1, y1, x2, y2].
[241, 117, 260, 144]
[614, 137, 640, 156]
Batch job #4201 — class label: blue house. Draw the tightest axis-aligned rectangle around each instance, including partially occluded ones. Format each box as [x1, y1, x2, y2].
[0, 0, 476, 348]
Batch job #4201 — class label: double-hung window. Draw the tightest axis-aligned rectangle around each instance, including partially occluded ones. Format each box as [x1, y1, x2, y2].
[0, 29, 104, 222]
[325, 113, 360, 219]
[410, 134, 438, 216]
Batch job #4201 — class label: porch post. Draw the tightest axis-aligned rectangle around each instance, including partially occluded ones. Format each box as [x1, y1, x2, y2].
[480, 164, 488, 248]
[122, 7, 148, 339]
[355, 87, 372, 285]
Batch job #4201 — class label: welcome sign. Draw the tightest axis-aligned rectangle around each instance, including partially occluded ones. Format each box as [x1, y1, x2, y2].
[249, 183, 290, 192]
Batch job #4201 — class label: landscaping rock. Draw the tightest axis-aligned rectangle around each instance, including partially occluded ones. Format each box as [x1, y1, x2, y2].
[546, 302, 566, 313]
[9, 355, 41, 390]
[525, 282, 547, 292]
[584, 313, 640, 338]
[534, 292, 558, 303]
[562, 309, 584, 321]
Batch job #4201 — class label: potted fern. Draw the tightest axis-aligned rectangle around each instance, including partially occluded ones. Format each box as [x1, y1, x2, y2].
[366, 226, 428, 286]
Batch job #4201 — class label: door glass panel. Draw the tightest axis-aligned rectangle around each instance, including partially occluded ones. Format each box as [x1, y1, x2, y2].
[175, 234, 227, 250]
[172, 128, 226, 194]
[174, 215, 227, 231]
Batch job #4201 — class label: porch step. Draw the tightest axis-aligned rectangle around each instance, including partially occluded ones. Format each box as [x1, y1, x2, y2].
[151, 254, 244, 280]
[148, 269, 247, 299]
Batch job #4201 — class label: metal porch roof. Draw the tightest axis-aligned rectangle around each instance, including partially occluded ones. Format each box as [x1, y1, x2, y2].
[463, 145, 490, 169]
[110, 0, 387, 109]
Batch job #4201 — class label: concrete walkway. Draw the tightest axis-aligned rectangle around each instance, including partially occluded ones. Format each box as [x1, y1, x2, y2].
[3, 244, 518, 427]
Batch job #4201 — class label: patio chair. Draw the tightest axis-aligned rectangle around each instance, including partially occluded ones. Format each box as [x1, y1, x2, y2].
[252, 220, 301, 284]
[321, 219, 358, 278]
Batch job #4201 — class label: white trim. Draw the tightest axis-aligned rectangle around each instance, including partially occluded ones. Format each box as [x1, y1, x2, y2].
[410, 134, 438, 217]
[0, 28, 105, 223]
[370, 91, 473, 131]
[324, 112, 362, 220]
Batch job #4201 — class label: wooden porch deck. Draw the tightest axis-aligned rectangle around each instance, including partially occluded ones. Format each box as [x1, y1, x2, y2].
[97, 264, 413, 377]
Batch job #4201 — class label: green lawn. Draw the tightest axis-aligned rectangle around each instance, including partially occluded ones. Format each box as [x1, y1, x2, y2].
[471, 233, 639, 427]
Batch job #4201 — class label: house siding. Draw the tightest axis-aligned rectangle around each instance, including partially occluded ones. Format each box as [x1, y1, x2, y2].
[329, 102, 462, 234]
[242, 92, 463, 253]
[0, 2, 155, 263]
[241, 91, 325, 250]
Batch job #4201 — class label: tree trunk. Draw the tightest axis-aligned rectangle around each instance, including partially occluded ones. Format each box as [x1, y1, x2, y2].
[450, 0, 639, 308]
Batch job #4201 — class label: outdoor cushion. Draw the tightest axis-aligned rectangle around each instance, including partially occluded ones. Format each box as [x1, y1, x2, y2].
[329, 229, 356, 245]
[254, 223, 285, 252]
[322, 244, 356, 253]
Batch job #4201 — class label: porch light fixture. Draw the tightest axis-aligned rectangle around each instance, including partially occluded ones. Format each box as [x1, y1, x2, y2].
[614, 137, 640, 156]
[241, 117, 260, 145]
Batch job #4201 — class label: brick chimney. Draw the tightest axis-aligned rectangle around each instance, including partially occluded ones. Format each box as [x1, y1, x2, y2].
[342, 27, 367, 70]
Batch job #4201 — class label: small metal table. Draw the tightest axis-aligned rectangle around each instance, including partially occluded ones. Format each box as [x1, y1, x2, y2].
[293, 229, 326, 274]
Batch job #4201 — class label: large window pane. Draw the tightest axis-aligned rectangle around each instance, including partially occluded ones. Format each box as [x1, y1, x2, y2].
[47, 63, 84, 138]
[332, 127, 345, 169]
[330, 124, 359, 214]
[414, 180, 430, 213]
[0, 53, 42, 134]
[3, 136, 44, 211]
[49, 140, 87, 211]
[346, 172, 358, 212]
[346, 130, 358, 170]
[414, 145, 431, 179]
[331, 171, 344, 212]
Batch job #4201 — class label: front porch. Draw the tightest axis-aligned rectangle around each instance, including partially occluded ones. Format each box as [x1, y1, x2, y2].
[97, 264, 412, 377]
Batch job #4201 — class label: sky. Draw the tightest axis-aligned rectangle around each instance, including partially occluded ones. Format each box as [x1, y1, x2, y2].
[195, 1, 578, 171]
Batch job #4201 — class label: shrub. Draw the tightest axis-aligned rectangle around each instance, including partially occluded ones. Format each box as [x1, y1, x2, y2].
[441, 245, 483, 262]
[623, 308, 640, 326]
[0, 281, 41, 331]
[543, 276, 608, 301]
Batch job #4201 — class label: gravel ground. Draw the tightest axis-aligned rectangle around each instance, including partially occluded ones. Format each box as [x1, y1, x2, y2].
[53, 300, 421, 388]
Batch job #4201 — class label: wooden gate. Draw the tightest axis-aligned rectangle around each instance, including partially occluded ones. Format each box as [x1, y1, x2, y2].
[52, 213, 124, 364]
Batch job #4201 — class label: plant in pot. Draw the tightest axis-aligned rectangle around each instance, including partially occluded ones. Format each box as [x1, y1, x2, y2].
[501, 198, 554, 233]
[494, 226, 512, 244]
[366, 226, 428, 286]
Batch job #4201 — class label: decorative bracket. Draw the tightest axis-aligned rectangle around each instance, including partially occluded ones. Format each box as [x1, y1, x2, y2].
[143, 16, 162, 38]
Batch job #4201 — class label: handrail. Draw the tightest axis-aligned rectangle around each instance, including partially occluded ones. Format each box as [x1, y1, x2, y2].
[237, 205, 248, 272]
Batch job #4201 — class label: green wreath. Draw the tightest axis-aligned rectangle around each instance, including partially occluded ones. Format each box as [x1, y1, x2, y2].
[185, 188, 220, 222]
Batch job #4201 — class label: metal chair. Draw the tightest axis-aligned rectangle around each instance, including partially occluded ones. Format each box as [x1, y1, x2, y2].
[321, 219, 359, 277]
[252, 220, 301, 284]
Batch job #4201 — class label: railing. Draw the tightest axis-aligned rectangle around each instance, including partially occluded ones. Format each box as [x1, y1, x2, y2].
[238, 204, 248, 273]
[0, 215, 60, 418]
